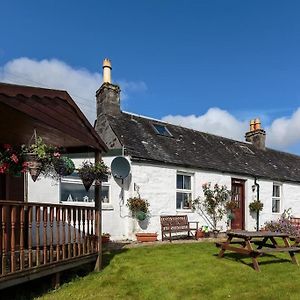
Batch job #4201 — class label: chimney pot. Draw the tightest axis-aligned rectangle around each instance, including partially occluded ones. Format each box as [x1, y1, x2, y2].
[102, 58, 112, 84]
[250, 119, 255, 131]
[254, 118, 261, 130]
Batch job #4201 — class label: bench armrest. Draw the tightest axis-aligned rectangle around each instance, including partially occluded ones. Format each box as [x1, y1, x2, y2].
[188, 221, 199, 230]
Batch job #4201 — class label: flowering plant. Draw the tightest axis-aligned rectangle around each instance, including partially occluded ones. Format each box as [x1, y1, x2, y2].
[264, 209, 299, 236]
[192, 183, 231, 231]
[249, 200, 264, 212]
[53, 156, 75, 176]
[77, 160, 110, 191]
[127, 197, 150, 221]
[0, 144, 28, 175]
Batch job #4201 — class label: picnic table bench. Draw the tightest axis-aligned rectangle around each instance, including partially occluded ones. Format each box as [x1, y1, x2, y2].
[216, 231, 300, 271]
[160, 215, 198, 242]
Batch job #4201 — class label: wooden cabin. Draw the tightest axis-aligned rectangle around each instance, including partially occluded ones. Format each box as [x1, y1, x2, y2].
[0, 82, 107, 289]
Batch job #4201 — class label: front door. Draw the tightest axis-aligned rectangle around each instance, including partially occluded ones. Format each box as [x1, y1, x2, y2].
[230, 179, 245, 230]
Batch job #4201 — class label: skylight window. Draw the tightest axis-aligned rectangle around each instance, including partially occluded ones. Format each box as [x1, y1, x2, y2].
[152, 123, 172, 137]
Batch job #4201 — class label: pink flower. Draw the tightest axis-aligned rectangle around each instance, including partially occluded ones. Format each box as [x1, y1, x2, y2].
[11, 154, 19, 163]
[0, 163, 9, 173]
[54, 152, 61, 158]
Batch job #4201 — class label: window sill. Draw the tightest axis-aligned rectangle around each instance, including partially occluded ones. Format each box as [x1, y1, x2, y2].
[102, 204, 114, 211]
[176, 209, 194, 213]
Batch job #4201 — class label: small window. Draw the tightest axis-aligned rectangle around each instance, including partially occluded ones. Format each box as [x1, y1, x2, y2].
[176, 174, 193, 209]
[152, 123, 172, 137]
[272, 184, 281, 213]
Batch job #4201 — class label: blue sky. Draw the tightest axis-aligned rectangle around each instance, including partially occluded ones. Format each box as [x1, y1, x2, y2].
[1, 1, 300, 153]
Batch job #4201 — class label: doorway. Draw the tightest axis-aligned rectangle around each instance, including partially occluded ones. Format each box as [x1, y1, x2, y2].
[230, 179, 245, 230]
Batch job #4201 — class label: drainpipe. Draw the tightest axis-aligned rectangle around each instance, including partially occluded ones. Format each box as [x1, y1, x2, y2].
[254, 177, 260, 231]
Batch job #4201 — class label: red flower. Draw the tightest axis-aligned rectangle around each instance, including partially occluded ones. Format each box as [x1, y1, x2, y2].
[0, 163, 9, 173]
[11, 154, 19, 163]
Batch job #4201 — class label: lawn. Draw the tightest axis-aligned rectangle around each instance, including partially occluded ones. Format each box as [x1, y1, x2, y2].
[38, 242, 300, 300]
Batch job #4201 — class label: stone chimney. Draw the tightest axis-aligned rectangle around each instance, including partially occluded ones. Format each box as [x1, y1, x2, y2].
[245, 118, 266, 150]
[96, 58, 121, 116]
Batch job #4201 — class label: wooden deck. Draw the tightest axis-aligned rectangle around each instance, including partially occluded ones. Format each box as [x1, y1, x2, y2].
[0, 201, 100, 290]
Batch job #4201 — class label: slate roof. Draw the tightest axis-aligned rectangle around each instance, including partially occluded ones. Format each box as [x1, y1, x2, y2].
[107, 112, 300, 183]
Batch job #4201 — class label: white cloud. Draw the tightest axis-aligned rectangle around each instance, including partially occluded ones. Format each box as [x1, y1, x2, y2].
[266, 108, 300, 149]
[163, 107, 300, 151]
[0, 57, 147, 123]
[163, 108, 248, 141]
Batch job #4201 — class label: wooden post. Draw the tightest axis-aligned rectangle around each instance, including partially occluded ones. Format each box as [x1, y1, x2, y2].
[94, 151, 102, 271]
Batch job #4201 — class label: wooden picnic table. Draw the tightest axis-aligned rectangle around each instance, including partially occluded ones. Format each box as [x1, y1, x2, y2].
[216, 230, 300, 271]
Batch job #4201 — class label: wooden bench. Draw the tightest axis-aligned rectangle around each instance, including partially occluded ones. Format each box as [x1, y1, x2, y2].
[216, 231, 300, 271]
[290, 217, 300, 230]
[160, 215, 198, 242]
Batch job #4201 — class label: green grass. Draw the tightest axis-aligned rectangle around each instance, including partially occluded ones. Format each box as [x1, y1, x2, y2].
[38, 243, 300, 300]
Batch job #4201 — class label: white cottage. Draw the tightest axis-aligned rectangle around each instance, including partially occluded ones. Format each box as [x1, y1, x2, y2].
[29, 59, 300, 241]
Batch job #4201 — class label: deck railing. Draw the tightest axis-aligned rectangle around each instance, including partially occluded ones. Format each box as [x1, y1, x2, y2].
[0, 201, 98, 278]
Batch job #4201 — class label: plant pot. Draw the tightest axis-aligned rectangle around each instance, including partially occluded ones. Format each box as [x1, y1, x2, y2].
[53, 157, 75, 176]
[136, 211, 147, 221]
[196, 229, 205, 239]
[210, 229, 220, 238]
[27, 160, 42, 182]
[136, 233, 158, 242]
[81, 177, 94, 192]
[102, 235, 110, 243]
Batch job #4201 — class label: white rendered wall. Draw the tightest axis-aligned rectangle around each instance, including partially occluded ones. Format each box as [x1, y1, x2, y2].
[28, 157, 300, 241]
[27, 156, 131, 241]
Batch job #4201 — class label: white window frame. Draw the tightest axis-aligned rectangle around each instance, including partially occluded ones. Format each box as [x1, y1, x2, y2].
[60, 173, 111, 208]
[272, 183, 281, 213]
[176, 172, 193, 210]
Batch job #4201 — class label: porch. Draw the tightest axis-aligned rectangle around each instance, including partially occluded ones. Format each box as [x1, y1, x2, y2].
[0, 82, 108, 290]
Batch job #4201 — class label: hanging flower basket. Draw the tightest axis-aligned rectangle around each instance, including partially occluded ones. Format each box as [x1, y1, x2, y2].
[127, 197, 150, 221]
[53, 156, 75, 176]
[77, 160, 109, 192]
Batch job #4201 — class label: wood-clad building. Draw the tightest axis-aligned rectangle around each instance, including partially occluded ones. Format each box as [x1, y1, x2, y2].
[0, 82, 107, 289]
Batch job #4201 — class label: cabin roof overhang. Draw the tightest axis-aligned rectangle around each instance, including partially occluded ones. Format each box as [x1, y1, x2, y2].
[0, 82, 108, 153]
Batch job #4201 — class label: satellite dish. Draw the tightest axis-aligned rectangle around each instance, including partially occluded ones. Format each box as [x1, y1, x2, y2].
[111, 156, 131, 179]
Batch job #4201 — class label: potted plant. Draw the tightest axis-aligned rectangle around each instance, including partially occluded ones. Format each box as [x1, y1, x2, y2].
[127, 196, 150, 221]
[249, 199, 264, 231]
[225, 199, 238, 211]
[196, 229, 205, 239]
[25, 136, 56, 181]
[101, 233, 111, 243]
[53, 156, 75, 176]
[249, 200, 264, 212]
[77, 160, 109, 191]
